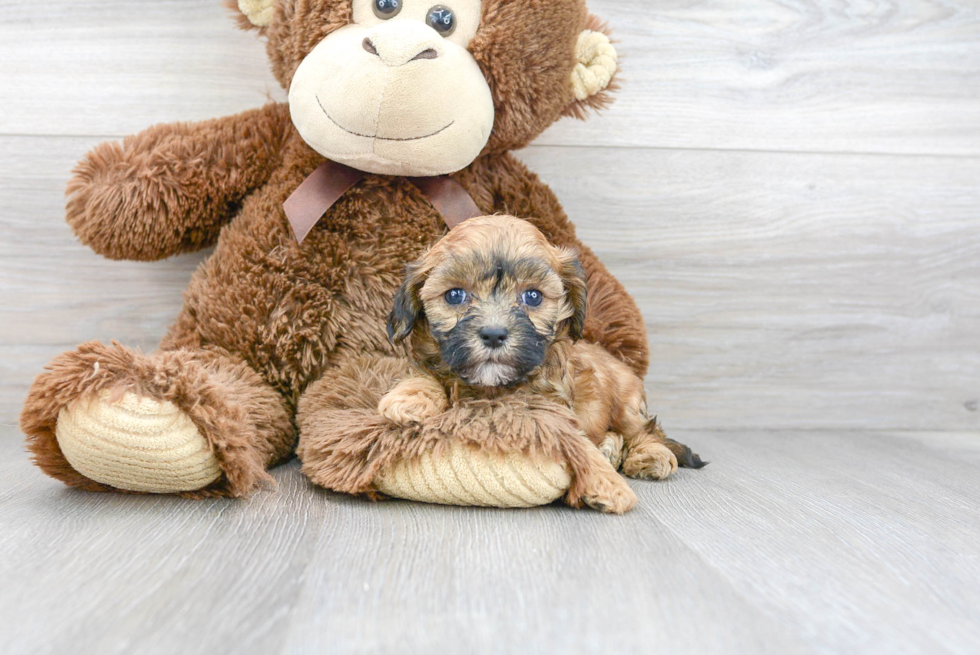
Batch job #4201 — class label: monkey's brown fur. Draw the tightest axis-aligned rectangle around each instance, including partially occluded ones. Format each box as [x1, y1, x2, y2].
[378, 216, 697, 512]
[21, 0, 655, 499]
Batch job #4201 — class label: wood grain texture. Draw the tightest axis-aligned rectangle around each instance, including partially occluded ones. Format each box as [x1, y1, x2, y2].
[519, 146, 980, 431]
[0, 431, 328, 655]
[0, 0, 284, 137]
[559, 0, 980, 155]
[2, 136, 977, 430]
[2, 427, 980, 654]
[1, 1, 979, 155]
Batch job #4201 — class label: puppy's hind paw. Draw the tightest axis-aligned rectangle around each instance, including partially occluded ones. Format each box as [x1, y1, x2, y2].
[623, 442, 678, 481]
[598, 432, 625, 469]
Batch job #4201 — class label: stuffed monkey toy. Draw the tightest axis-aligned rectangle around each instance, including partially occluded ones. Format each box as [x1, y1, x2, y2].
[21, 0, 685, 512]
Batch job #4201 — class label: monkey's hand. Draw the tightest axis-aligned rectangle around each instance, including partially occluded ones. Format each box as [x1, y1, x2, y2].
[66, 103, 290, 261]
[378, 376, 450, 426]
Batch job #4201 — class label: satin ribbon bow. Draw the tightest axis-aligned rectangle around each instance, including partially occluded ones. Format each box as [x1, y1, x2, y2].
[283, 159, 483, 244]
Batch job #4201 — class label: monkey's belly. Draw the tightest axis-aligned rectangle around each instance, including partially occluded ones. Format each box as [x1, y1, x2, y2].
[172, 198, 443, 394]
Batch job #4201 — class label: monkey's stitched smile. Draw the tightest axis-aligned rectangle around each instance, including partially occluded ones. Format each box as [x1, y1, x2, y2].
[316, 95, 455, 142]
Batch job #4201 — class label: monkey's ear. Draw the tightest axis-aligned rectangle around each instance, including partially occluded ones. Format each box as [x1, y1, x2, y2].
[387, 266, 426, 344]
[556, 248, 589, 341]
[226, 0, 275, 30]
[564, 18, 619, 120]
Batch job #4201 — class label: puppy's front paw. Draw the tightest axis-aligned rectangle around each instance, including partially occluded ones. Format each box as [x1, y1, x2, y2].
[378, 392, 442, 425]
[572, 441, 637, 514]
[623, 442, 678, 480]
[378, 378, 449, 426]
[581, 470, 637, 515]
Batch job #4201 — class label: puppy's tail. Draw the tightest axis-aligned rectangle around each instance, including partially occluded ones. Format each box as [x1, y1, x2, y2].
[665, 438, 708, 469]
[646, 418, 708, 469]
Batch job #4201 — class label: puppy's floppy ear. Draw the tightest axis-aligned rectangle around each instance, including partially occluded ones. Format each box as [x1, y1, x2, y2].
[387, 265, 426, 344]
[556, 248, 589, 341]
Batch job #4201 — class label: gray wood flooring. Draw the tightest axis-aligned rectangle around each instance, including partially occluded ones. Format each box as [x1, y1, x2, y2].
[2, 427, 979, 654]
[1, 1, 978, 653]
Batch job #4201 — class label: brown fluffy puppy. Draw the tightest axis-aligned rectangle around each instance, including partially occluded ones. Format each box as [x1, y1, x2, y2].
[382, 216, 705, 491]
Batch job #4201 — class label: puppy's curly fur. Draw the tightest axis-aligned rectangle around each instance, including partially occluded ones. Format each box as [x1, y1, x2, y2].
[381, 216, 705, 511]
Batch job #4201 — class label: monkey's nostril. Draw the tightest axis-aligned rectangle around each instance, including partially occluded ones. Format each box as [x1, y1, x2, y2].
[479, 327, 509, 349]
[410, 48, 439, 62]
[363, 38, 379, 56]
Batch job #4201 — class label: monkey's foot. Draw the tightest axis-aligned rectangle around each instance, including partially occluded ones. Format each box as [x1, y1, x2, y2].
[375, 442, 571, 508]
[56, 390, 222, 494]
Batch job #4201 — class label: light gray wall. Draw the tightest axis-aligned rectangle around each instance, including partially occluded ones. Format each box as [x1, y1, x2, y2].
[1, 0, 977, 431]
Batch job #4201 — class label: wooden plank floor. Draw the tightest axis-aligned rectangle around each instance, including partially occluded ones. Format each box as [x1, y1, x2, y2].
[2, 427, 979, 654]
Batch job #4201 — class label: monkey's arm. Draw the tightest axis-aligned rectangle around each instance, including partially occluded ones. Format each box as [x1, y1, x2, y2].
[573, 241, 651, 378]
[468, 153, 650, 378]
[66, 103, 291, 261]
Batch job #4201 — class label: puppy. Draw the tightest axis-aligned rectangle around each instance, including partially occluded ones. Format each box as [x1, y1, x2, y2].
[380, 215, 704, 511]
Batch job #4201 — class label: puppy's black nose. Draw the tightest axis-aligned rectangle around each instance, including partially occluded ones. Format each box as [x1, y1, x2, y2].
[479, 327, 509, 349]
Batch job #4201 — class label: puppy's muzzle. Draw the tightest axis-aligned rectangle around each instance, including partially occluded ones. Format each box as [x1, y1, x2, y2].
[479, 326, 509, 350]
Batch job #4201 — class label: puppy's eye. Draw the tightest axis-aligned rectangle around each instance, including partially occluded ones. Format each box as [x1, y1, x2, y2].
[426, 5, 456, 36]
[445, 288, 468, 305]
[373, 0, 402, 19]
[522, 290, 543, 307]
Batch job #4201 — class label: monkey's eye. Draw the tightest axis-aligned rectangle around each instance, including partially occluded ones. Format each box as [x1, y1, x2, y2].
[426, 5, 457, 36]
[445, 288, 468, 305]
[373, 0, 402, 19]
[522, 290, 544, 307]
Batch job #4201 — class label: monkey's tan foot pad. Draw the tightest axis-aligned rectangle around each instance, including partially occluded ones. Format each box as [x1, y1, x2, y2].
[374, 442, 571, 508]
[55, 390, 222, 493]
[623, 443, 679, 481]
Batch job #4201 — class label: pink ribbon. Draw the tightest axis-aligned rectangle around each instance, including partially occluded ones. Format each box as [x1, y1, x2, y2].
[283, 160, 483, 244]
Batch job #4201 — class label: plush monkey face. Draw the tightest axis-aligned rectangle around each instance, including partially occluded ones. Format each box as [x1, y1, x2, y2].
[288, 1, 494, 176]
[234, 0, 618, 176]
